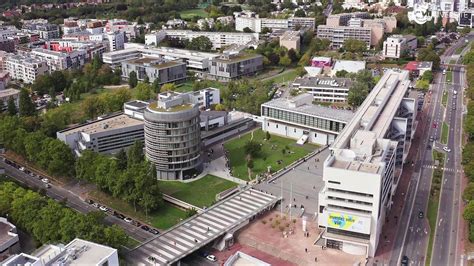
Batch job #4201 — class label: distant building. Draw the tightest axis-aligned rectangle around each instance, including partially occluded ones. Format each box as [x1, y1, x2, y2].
[0, 88, 19, 111]
[0, 217, 20, 258]
[144, 93, 202, 180]
[261, 93, 354, 145]
[121, 57, 187, 85]
[317, 25, 372, 49]
[158, 87, 220, 110]
[22, 22, 60, 40]
[234, 11, 315, 33]
[164, 19, 187, 29]
[105, 19, 138, 41]
[459, 9, 474, 28]
[404, 61, 433, 76]
[3, 238, 118, 266]
[292, 76, 353, 103]
[331, 60, 366, 76]
[0, 38, 15, 53]
[208, 52, 263, 81]
[106, 31, 125, 51]
[279, 30, 301, 51]
[326, 12, 370, 27]
[0, 71, 10, 90]
[44, 40, 107, 61]
[311, 56, 332, 67]
[31, 48, 86, 71]
[383, 35, 417, 59]
[6, 54, 48, 84]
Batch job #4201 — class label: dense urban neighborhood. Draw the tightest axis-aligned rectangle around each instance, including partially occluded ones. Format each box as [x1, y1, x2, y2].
[0, 0, 472, 265]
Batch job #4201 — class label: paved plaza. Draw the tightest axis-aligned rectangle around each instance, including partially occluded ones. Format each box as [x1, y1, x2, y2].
[254, 147, 330, 217]
[127, 189, 279, 265]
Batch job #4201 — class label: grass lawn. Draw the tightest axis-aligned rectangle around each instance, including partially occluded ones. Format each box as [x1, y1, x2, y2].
[179, 9, 208, 19]
[442, 90, 448, 107]
[158, 175, 237, 208]
[446, 71, 453, 83]
[88, 190, 187, 230]
[266, 69, 299, 84]
[441, 122, 449, 145]
[426, 151, 444, 266]
[175, 80, 226, 93]
[224, 129, 317, 181]
[455, 44, 467, 55]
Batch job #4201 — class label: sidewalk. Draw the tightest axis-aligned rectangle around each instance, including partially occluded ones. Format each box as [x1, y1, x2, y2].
[197, 156, 247, 185]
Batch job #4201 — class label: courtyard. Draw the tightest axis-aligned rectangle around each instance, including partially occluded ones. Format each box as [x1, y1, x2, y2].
[223, 129, 316, 181]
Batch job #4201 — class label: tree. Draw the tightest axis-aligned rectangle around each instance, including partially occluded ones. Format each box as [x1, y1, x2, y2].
[82, 95, 106, 119]
[18, 88, 36, 116]
[135, 82, 154, 101]
[127, 140, 144, 167]
[294, 9, 306, 17]
[244, 140, 262, 158]
[186, 36, 213, 52]
[266, 131, 271, 140]
[336, 70, 348, 78]
[464, 183, 474, 202]
[279, 56, 291, 67]
[348, 82, 369, 107]
[417, 47, 441, 69]
[7, 97, 17, 116]
[464, 201, 474, 222]
[243, 27, 253, 33]
[421, 70, 434, 83]
[160, 83, 176, 93]
[115, 149, 128, 170]
[287, 49, 299, 63]
[342, 39, 367, 53]
[129, 71, 138, 88]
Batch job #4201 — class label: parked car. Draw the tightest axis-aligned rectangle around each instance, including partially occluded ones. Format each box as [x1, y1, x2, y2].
[124, 217, 133, 223]
[99, 206, 108, 212]
[418, 211, 424, 219]
[41, 178, 49, 183]
[19, 167, 25, 172]
[141, 225, 150, 231]
[206, 255, 217, 262]
[401, 255, 409, 266]
[44, 183, 51, 189]
[85, 199, 93, 204]
[443, 147, 451, 152]
[149, 229, 159, 235]
[92, 203, 100, 208]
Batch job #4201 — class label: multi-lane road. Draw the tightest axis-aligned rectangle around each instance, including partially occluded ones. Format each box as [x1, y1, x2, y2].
[0, 158, 153, 244]
[389, 35, 472, 265]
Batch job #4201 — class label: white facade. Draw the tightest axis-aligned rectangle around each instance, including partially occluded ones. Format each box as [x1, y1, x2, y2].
[6, 54, 48, 84]
[292, 77, 352, 103]
[106, 31, 125, 51]
[234, 11, 314, 33]
[144, 31, 166, 46]
[383, 35, 417, 59]
[158, 30, 259, 50]
[31, 48, 86, 71]
[318, 70, 416, 257]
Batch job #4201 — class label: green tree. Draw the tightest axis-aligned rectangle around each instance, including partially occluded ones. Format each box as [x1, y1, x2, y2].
[75, 150, 99, 182]
[266, 131, 271, 140]
[279, 56, 291, 66]
[348, 82, 369, 107]
[244, 140, 262, 158]
[417, 47, 441, 69]
[18, 88, 36, 116]
[129, 71, 138, 88]
[464, 201, 474, 222]
[464, 183, 474, 202]
[421, 70, 434, 83]
[104, 225, 129, 248]
[342, 39, 367, 53]
[135, 82, 154, 101]
[186, 36, 213, 51]
[294, 9, 306, 17]
[127, 140, 144, 167]
[82, 95, 106, 119]
[160, 83, 176, 93]
[115, 149, 128, 170]
[7, 97, 17, 116]
[243, 27, 253, 33]
[336, 70, 348, 78]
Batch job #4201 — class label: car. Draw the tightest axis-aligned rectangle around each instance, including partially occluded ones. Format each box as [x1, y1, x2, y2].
[454, 90, 458, 95]
[453, 105, 456, 110]
[92, 203, 100, 208]
[427, 145, 432, 149]
[443, 147, 451, 152]
[141, 225, 150, 231]
[149, 229, 159, 235]
[41, 178, 49, 183]
[401, 255, 409, 266]
[19, 167, 25, 172]
[99, 206, 108, 212]
[418, 211, 424, 219]
[429, 136, 434, 142]
[443, 69, 446, 75]
[432, 123, 437, 128]
[206, 255, 217, 262]
[85, 199, 93, 204]
[124, 217, 133, 223]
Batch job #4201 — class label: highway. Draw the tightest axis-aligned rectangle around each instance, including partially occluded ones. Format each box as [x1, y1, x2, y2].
[389, 35, 472, 265]
[0, 158, 153, 244]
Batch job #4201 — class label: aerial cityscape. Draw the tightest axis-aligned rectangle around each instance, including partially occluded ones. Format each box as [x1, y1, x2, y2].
[0, 0, 472, 265]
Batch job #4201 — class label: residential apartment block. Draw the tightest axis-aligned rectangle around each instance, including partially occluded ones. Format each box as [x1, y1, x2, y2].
[383, 35, 417, 59]
[0, 38, 15, 53]
[279, 30, 301, 51]
[30, 48, 86, 71]
[317, 25, 372, 49]
[292, 76, 353, 103]
[121, 57, 187, 84]
[44, 40, 108, 61]
[6, 54, 48, 84]
[107, 30, 125, 51]
[234, 11, 315, 33]
[326, 12, 370, 27]
[22, 21, 60, 40]
[317, 70, 416, 257]
[261, 93, 354, 145]
[208, 52, 263, 81]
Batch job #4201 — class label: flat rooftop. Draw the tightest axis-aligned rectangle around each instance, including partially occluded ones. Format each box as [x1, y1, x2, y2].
[293, 76, 352, 88]
[59, 114, 143, 136]
[127, 57, 183, 69]
[263, 94, 354, 123]
[0, 88, 19, 98]
[2, 254, 39, 266]
[212, 53, 262, 64]
[148, 101, 194, 112]
[49, 238, 116, 265]
[0, 219, 17, 247]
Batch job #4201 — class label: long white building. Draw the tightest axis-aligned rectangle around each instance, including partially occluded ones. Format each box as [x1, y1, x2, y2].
[146, 30, 259, 50]
[317, 70, 416, 257]
[234, 11, 315, 33]
[30, 48, 86, 71]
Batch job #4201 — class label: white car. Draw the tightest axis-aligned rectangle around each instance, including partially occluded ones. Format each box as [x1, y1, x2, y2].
[99, 206, 108, 212]
[206, 255, 217, 262]
[123, 217, 133, 223]
[19, 167, 25, 172]
[41, 178, 49, 183]
[443, 147, 451, 152]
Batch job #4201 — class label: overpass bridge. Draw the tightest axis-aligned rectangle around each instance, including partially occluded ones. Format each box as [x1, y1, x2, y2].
[127, 188, 280, 265]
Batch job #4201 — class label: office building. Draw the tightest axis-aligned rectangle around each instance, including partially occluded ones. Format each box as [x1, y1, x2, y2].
[404, 61, 433, 77]
[279, 30, 301, 51]
[57, 113, 144, 156]
[3, 238, 118, 266]
[459, 9, 474, 28]
[331, 60, 366, 76]
[208, 52, 263, 81]
[317, 70, 416, 257]
[6, 54, 48, 84]
[153, 30, 260, 50]
[326, 12, 370, 27]
[0, 88, 19, 111]
[144, 93, 202, 180]
[292, 76, 353, 103]
[383, 35, 417, 59]
[31, 48, 86, 71]
[158, 87, 220, 110]
[106, 31, 125, 51]
[121, 57, 187, 84]
[261, 93, 354, 145]
[0, 71, 10, 90]
[317, 25, 372, 49]
[0, 217, 20, 257]
[234, 11, 315, 33]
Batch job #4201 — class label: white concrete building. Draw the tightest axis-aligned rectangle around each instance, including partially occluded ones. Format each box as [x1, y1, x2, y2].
[158, 87, 220, 109]
[331, 60, 366, 76]
[6, 54, 48, 84]
[0, 88, 19, 112]
[317, 70, 416, 257]
[106, 31, 125, 51]
[292, 76, 353, 103]
[234, 11, 315, 33]
[279, 30, 301, 51]
[31, 48, 86, 71]
[261, 93, 354, 145]
[383, 35, 417, 59]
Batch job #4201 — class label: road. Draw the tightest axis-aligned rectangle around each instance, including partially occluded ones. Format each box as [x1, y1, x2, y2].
[0, 158, 153, 244]
[389, 35, 472, 265]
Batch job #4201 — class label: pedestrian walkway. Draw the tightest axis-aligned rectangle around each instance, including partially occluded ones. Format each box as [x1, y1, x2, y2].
[127, 189, 280, 265]
[199, 156, 247, 185]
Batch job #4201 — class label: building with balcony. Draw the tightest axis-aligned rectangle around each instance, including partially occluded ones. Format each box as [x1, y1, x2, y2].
[121, 57, 187, 85]
[31, 48, 86, 71]
[261, 93, 354, 145]
[144, 93, 202, 180]
[292, 76, 353, 103]
[234, 11, 315, 33]
[317, 70, 416, 258]
[208, 52, 263, 82]
[383, 35, 417, 59]
[6, 54, 48, 84]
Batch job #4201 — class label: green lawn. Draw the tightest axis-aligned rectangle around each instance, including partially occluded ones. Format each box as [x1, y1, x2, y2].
[426, 151, 445, 266]
[89, 190, 187, 230]
[455, 44, 467, 55]
[266, 69, 299, 84]
[175, 80, 226, 93]
[158, 175, 237, 208]
[446, 71, 453, 83]
[442, 90, 448, 107]
[179, 9, 208, 19]
[441, 122, 449, 145]
[224, 129, 317, 181]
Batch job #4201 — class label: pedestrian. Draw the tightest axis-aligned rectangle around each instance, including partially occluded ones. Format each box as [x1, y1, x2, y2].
[293, 198, 295, 202]
[315, 257, 318, 262]
[305, 248, 307, 253]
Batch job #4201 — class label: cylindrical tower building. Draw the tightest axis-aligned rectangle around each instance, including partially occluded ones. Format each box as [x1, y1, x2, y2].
[144, 94, 202, 180]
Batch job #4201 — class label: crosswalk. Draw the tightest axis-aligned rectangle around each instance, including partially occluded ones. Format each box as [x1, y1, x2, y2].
[127, 188, 279, 265]
[422, 165, 462, 173]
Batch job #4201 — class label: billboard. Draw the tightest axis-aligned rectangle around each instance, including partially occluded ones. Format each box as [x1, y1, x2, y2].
[327, 212, 371, 234]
